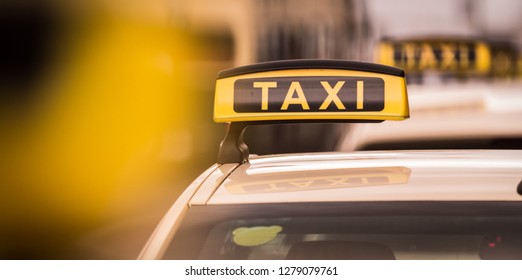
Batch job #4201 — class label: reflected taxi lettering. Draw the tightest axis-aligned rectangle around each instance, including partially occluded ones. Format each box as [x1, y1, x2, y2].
[225, 167, 411, 194]
[233, 77, 385, 112]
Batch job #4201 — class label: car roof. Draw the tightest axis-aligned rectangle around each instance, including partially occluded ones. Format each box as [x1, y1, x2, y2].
[189, 150, 522, 205]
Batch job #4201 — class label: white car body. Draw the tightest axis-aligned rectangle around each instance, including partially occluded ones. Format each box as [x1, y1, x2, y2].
[139, 149, 522, 259]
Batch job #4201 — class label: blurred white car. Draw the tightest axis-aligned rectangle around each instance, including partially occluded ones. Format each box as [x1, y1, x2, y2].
[338, 82, 522, 151]
[139, 59, 522, 260]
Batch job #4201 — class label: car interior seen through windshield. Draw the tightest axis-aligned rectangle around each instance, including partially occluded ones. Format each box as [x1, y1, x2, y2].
[164, 202, 522, 260]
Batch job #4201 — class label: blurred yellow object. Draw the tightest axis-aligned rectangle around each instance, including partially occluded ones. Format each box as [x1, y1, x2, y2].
[2, 10, 197, 229]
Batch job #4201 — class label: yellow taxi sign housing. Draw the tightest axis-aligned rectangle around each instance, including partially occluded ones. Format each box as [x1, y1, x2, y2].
[214, 60, 409, 123]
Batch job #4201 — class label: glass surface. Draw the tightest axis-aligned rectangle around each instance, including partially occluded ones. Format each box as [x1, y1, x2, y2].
[164, 201, 522, 260]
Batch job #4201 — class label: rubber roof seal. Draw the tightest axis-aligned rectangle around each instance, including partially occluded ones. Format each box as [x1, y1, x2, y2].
[217, 59, 405, 79]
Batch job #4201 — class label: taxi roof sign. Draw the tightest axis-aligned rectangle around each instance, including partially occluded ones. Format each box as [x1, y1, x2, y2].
[375, 37, 492, 75]
[213, 59, 409, 164]
[214, 59, 409, 123]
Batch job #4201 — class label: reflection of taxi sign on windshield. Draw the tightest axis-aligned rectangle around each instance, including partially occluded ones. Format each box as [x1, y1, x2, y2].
[213, 60, 409, 163]
[225, 166, 411, 194]
[376, 38, 491, 74]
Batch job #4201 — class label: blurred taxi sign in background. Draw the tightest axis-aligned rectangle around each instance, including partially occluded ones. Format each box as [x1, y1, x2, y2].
[376, 37, 522, 79]
[376, 37, 491, 75]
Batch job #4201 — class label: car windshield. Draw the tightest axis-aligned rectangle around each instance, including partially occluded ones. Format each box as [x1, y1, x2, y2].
[164, 202, 522, 260]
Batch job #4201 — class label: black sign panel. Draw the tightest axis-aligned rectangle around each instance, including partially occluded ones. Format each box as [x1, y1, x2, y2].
[233, 76, 385, 112]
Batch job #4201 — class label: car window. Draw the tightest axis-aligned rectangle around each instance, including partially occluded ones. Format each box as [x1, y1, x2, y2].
[359, 137, 522, 151]
[164, 202, 522, 260]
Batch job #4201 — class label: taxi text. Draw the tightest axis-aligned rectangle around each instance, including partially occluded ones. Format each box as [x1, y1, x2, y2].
[233, 77, 385, 112]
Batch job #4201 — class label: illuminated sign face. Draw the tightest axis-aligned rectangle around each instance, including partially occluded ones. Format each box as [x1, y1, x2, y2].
[233, 77, 384, 113]
[214, 60, 409, 123]
[377, 39, 491, 74]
